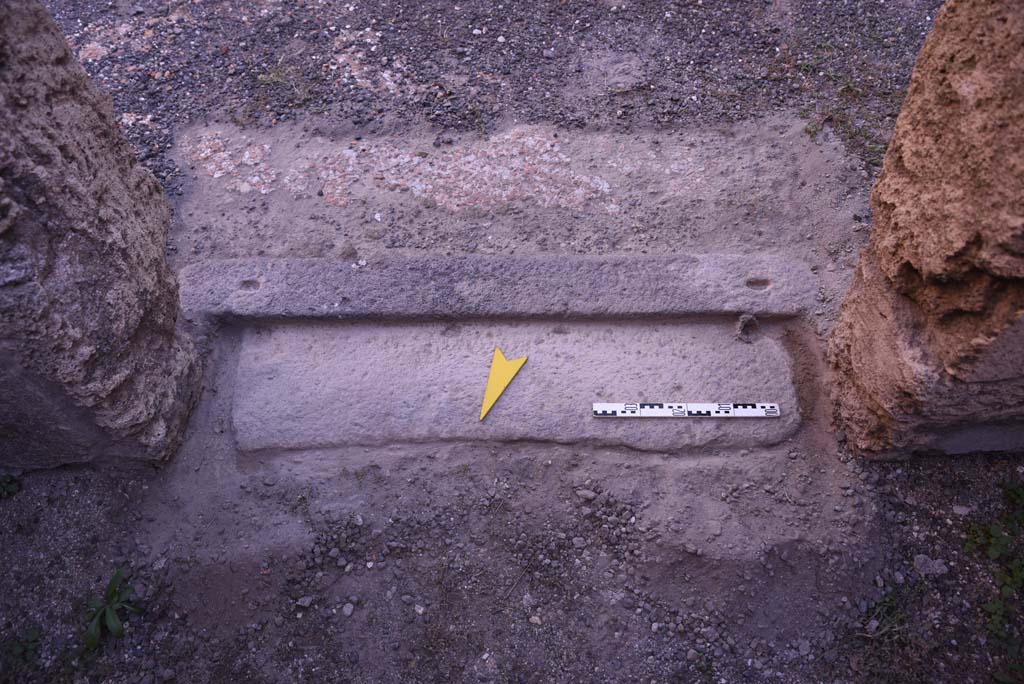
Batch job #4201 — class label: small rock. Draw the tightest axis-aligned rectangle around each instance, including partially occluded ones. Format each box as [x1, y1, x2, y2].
[913, 554, 948, 577]
[687, 649, 699, 661]
[576, 489, 598, 501]
[296, 596, 314, 608]
[159, 669, 175, 682]
[543, 48, 555, 58]
[529, 615, 542, 625]
[572, 537, 587, 549]
[342, 602, 355, 617]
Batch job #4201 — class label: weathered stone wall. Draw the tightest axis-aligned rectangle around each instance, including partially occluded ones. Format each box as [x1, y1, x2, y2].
[830, 0, 1024, 453]
[0, 0, 199, 468]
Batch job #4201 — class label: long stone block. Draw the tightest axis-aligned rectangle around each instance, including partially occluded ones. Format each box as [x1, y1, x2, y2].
[179, 255, 815, 320]
[232, 320, 800, 453]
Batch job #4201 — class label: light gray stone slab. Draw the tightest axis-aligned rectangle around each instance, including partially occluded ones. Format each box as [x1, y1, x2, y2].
[179, 254, 815, 320]
[232, 320, 800, 453]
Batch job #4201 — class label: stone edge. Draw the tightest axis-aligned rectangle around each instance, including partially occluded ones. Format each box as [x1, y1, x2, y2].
[179, 254, 816, 320]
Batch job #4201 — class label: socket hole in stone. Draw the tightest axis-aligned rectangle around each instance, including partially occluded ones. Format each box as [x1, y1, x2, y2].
[745, 278, 771, 290]
[239, 279, 261, 291]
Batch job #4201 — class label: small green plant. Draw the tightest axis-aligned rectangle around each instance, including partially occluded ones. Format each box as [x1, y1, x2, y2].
[0, 474, 21, 499]
[965, 481, 1024, 682]
[257, 67, 287, 84]
[5, 626, 41, 664]
[84, 569, 140, 651]
[803, 121, 822, 139]
[864, 143, 886, 168]
[992, 661, 1024, 684]
[861, 590, 909, 643]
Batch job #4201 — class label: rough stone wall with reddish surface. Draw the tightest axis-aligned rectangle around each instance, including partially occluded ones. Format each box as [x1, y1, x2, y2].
[830, 0, 1024, 453]
[0, 0, 199, 468]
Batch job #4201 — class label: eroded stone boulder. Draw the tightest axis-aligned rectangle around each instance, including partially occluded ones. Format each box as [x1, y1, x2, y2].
[0, 1, 199, 468]
[830, 0, 1024, 453]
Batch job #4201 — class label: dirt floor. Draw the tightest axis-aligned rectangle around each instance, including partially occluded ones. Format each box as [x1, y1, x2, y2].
[3, 0, 1024, 683]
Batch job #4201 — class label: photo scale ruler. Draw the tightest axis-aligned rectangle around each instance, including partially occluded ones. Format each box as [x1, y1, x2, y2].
[592, 402, 780, 418]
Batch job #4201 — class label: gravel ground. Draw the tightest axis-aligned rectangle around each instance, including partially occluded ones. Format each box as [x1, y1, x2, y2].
[1, 453, 1022, 683]
[46, 0, 939, 190]
[5, 1, 1023, 684]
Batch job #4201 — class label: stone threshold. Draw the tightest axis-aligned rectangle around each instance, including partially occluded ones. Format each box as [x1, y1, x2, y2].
[177, 254, 817, 321]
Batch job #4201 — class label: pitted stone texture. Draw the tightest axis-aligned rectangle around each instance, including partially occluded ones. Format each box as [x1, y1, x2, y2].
[830, 0, 1024, 453]
[0, 1, 198, 467]
[869, 0, 1024, 360]
[232, 321, 800, 453]
[179, 255, 816, 320]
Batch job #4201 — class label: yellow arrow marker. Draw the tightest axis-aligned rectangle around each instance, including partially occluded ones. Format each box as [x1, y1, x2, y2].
[479, 346, 528, 421]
